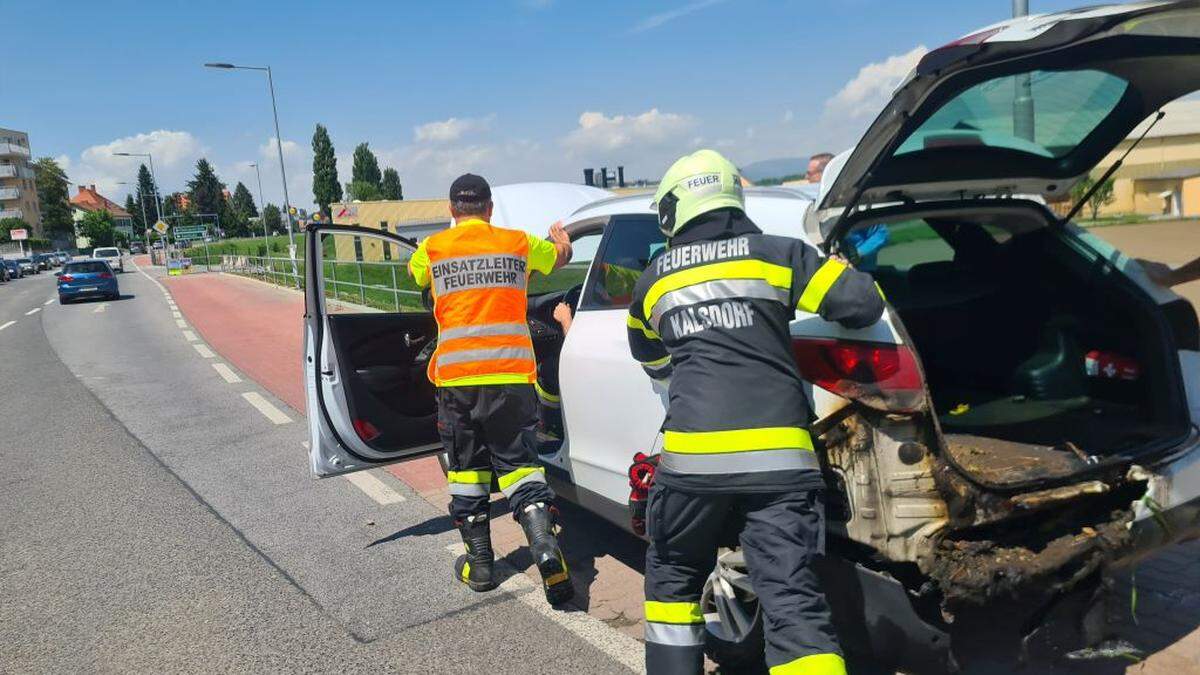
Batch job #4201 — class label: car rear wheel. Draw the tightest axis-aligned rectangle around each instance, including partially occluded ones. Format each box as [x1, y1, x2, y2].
[702, 549, 767, 672]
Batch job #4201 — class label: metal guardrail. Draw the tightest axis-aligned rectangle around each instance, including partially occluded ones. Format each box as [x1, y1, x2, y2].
[220, 254, 422, 312]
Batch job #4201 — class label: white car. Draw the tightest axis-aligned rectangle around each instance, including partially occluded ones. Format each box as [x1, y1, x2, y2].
[306, 3, 1200, 670]
[92, 247, 124, 273]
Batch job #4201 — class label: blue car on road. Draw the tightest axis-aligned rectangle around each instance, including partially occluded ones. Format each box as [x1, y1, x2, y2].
[57, 260, 119, 304]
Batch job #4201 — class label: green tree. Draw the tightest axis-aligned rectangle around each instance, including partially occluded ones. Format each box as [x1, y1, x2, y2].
[381, 168, 403, 200]
[0, 216, 30, 242]
[124, 194, 145, 238]
[351, 142, 382, 188]
[1070, 174, 1118, 221]
[136, 164, 160, 226]
[227, 182, 258, 238]
[187, 158, 227, 217]
[79, 210, 117, 248]
[312, 123, 342, 216]
[262, 203, 283, 234]
[346, 180, 382, 202]
[33, 157, 73, 239]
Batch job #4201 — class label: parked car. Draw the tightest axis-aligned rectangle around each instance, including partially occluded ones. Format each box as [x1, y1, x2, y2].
[31, 253, 52, 271]
[129, 242, 145, 254]
[54, 251, 71, 265]
[306, 3, 1200, 671]
[2, 259, 21, 279]
[0, 261, 8, 282]
[91, 246, 124, 273]
[16, 258, 37, 275]
[57, 260, 119, 303]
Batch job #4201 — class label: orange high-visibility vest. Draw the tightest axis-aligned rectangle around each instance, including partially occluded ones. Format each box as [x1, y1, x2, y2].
[423, 219, 539, 387]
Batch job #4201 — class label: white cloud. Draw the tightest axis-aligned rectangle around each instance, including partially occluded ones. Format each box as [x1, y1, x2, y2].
[561, 108, 696, 154]
[413, 115, 495, 143]
[64, 130, 207, 204]
[255, 137, 312, 212]
[628, 0, 728, 34]
[823, 45, 927, 121]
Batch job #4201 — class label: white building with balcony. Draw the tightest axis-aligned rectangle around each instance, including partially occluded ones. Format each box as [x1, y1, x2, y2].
[0, 128, 41, 235]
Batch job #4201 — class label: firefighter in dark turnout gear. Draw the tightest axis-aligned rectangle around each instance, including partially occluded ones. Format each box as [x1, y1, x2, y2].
[409, 174, 575, 605]
[627, 150, 884, 674]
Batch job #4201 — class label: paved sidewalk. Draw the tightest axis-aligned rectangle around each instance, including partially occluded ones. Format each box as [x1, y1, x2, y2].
[161, 261, 1200, 671]
[161, 269, 650, 644]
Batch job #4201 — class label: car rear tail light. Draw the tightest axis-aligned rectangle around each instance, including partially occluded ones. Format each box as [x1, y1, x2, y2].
[792, 337, 926, 412]
[98, 272, 114, 279]
[353, 418, 381, 442]
[59, 274, 74, 282]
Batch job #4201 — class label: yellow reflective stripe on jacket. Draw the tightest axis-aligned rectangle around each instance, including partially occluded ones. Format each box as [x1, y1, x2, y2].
[497, 466, 545, 491]
[769, 653, 847, 675]
[644, 600, 704, 625]
[797, 258, 847, 313]
[436, 372, 535, 387]
[664, 427, 814, 454]
[447, 470, 492, 485]
[626, 314, 660, 340]
[643, 259, 792, 320]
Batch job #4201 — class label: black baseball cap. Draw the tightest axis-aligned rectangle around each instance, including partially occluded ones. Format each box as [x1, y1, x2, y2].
[449, 173, 491, 202]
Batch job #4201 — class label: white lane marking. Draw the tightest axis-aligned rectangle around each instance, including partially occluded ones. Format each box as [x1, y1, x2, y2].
[171, 311, 182, 319]
[43, 298, 54, 306]
[443, 543, 642, 672]
[241, 392, 292, 425]
[211, 362, 241, 383]
[193, 344, 215, 358]
[182, 330, 198, 342]
[175, 319, 187, 328]
[25, 308, 40, 316]
[93, 303, 109, 314]
[0, 321, 14, 331]
[344, 471, 407, 504]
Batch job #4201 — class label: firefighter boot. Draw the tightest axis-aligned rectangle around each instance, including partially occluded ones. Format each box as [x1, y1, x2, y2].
[454, 513, 497, 592]
[518, 502, 574, 605]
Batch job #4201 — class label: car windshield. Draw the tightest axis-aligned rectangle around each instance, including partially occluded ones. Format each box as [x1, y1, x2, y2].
[894, 69, 1130, 159]
[65, 262, 109, 274]
[94, 249, 117, 257]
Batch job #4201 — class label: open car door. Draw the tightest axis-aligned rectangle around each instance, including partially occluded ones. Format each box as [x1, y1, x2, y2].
[304, 223, 442, 477]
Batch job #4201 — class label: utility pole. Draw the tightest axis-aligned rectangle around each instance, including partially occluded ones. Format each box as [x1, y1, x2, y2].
[1012, 0, 1035, 142]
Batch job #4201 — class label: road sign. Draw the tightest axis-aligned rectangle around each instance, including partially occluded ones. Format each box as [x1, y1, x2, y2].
[153, 220, 169, 235]
[10, 228, 27, 241]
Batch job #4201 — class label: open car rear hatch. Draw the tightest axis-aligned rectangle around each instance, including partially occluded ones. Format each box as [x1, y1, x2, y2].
[816, 1, 1200, 241]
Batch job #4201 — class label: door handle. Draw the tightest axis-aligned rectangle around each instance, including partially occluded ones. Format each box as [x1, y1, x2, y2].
[404, 332, 427, 348]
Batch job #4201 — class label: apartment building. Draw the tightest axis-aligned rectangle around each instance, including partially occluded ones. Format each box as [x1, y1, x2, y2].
[0, 128, 42, 234]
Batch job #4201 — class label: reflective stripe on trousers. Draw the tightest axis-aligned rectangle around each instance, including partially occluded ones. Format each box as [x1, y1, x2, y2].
[497, 466, 546, 498]
[447, 469, 492, 497]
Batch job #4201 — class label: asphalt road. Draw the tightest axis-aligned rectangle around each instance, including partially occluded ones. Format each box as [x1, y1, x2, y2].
[0, 266, 638, 673]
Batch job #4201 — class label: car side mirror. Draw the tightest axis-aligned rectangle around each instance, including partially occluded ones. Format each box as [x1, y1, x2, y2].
[54, 271, 61, 277]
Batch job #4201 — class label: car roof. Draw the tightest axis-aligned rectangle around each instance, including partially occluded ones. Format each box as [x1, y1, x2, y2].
[566, 186, 817, 245]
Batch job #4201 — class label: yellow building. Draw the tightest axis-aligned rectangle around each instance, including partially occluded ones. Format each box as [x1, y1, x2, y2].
[1093, 99, 1200, 218]
[328, 198, 451, 262]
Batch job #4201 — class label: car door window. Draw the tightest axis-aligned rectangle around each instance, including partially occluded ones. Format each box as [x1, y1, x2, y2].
[580, 214, 664, 310]
[529, 232, 602, 296]
[320, 231, 423, 314]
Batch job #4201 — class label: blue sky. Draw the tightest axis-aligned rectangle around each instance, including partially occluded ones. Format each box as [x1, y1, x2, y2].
[5, 0, 1087, 208]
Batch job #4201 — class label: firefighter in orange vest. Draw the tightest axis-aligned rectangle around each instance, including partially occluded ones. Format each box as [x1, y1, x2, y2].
[408, 174, 575, 605]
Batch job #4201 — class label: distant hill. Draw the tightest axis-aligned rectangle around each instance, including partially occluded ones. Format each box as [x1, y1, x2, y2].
[741, 157, 807, 182]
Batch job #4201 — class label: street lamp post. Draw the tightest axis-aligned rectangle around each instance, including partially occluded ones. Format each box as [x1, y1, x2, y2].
[113, 151, 168, 264]
[204, 62, 296, 264]
[250, 162, 269, 242]
[1012, 0, 1035, 142]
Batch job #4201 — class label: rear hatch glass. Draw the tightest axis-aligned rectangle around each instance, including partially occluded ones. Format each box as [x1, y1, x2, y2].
[65, 262, 109, 275]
